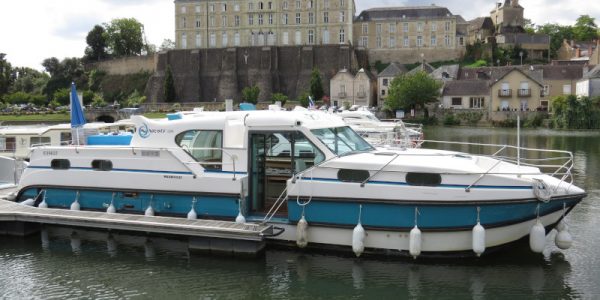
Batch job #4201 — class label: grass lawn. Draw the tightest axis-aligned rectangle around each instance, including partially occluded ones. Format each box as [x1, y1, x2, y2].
[143, 112, 168, 119]
[0, 113, 70, 122]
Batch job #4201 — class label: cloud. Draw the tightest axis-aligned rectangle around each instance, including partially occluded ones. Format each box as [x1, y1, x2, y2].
[53, 13, 105, 40]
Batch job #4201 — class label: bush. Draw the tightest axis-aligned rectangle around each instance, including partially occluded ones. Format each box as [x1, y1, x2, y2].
[124, 89, 146, 107]
[297, 91, 310, 107]
[91, 94, 107, 108]
[443, 114, 461, 126]
[524, 113, 547, 128]
[270, 93, 289, 106]
[457, 111, 483, 125]
[242, 85, 260, 104]
[52, 88, 70, 105]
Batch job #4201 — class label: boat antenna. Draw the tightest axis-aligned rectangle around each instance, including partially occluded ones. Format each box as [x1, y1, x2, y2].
[517, 114, 520, 167]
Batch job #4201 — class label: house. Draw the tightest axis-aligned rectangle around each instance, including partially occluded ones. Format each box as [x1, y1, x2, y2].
[406, 62, 435, 75]
[442, 80, 490, 109]
[535, 65, 585, 104]
[489, 68, 544, 113]
[330, 68, 376, 108]
[467, 17, 495, 44]
[557, 40, 600, 65]
[377, 62, 407, 105]
[576, 65, 600, 98]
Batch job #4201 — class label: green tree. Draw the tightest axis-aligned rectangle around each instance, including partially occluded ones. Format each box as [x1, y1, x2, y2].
[536, 23, 574, 59]
[309, 68, 324, 100]
[52, 88, 70, 106]
[159, 39, 176, 51]
[573, 15, 599, 41]
[10, 67, 48, 94]
[297, 91, 310, 107]
[104, 18, 145, 57]
[270, 92, 289, 106]
[385, 71, 442, 115]
[124, 89, 147, 107]
[163, 66, 176, 103]
[0, 53, 13, 96]
[42, 57, 85, 97]
[242, 85, 260, 104]
[84, 25, 109, 62]
[91, 93, 108, 108]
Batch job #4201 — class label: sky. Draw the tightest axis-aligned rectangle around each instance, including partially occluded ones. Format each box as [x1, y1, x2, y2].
[1, 0, 599, 71]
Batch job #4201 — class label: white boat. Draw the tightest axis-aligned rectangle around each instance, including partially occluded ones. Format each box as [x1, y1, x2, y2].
[0, 121, 135, 159]
[14, 110, 586, 257]
[0, 156, 27, 189]
[337, 109, 424, 148]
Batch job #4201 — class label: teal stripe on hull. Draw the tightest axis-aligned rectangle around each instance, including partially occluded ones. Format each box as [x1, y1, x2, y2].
[20, 188, 240, 218]
[287, 198, 581, 230]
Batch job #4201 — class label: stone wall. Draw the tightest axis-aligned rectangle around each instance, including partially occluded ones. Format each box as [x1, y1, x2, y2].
[365, 48, 465, 64]
[145, 45, 365, 103]
[89, 55, 157, 75]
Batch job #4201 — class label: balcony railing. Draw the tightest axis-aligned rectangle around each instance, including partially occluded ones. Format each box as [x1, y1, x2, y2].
[518, 89, 531, 97]
[338, 92, 347, 98]
[498, 89, 512, 97]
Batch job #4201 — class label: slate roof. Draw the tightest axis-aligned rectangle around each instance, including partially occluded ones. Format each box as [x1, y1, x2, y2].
[378, 62, 407, 78]
[431, 64, 460, 80]
[407, 62, 435, 75]
[468, 17, 494, 31]
[443, 80, 490, 96]
[536, 65, 585, 81]
[458, 66, 543, 85]
[356, 6, 455, 21]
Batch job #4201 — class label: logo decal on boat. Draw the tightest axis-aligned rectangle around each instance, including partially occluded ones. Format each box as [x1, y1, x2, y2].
[139, 123, 150, 138]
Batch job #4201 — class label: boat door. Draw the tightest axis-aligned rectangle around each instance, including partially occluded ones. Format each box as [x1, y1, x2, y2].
[248, 131, 325, 216]
[249, 132, 293, 215]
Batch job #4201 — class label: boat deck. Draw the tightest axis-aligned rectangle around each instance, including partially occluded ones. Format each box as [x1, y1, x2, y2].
[0, 199, 273, 242]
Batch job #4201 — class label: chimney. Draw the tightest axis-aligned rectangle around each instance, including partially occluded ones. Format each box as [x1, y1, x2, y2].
[576, 48, 581, 58]
[570, 40, 575, 47]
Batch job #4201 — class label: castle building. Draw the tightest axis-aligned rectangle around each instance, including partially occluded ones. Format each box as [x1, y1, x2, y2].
[352, 6, 468, 63]
[174, 0, 355, 49]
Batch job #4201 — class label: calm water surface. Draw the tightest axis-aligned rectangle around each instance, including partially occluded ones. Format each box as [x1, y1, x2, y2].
[1, 127, 599, 299]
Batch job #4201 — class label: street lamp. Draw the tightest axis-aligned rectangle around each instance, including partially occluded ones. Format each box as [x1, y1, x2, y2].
[519, 51, 523, 66]
[420, 53, 425, 70]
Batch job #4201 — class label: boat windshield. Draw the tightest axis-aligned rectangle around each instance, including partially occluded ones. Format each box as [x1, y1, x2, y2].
[311, 126, 374, 156]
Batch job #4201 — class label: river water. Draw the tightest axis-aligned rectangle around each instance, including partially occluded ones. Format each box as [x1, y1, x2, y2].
[1, 127, 599, 299]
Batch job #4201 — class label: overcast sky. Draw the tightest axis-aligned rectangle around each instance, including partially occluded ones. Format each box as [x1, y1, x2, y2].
[1, 0, 598, 71]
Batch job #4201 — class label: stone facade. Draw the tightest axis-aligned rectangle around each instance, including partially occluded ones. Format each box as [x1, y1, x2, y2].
[87, 55, 157, 75]
[490, 69, 544, 113]
[353, 6, 467, 64]
[145, 45, 364, 103]
[329, 68, 375, 107]
[174, 0, 355, 49]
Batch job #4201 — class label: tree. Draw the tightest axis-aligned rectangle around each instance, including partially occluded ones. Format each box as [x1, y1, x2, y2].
[241, 85, 260, 104]
[84, 25, 109, 62]
[524, 19, 536, 34]
[573, 15, 599, 41]
[42, 57, 85, 97]
[385, 71, 442, 114]
[270, 92, 289, 106]
[159, 39, 176, 51]
[10, 67, 48, 94]
[164, 66, 176, 103]
[0, 53, 13, 96]
[104, 18, 145, 57]
[309, 68, 324, 100]
[536, 23, 574, 59]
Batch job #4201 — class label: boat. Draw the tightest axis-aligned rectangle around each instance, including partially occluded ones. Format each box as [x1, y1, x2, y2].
[0, 122, 136, 159]
[336, 109, 424, 148]
[13, 110, 586, 257]
[0, 156, 27, 190]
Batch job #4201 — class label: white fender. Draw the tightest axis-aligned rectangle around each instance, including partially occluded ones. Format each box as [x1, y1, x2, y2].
[187, 207, 197, 220]
[409, 225, 422, 259]
[106, 202, 116, 214]
[20, 198, 35, 206]
[555, 221, 573, 250]
[70, 199, 80, 211]
[352, 223, 366, 257]
[39, 198, 48, 208]
[530, 220, 546, 253]
[235, 212, 246, 224]
[472, 222, 486, 257]
[296, 216, 309, 248]
[145, 205, 155, 217]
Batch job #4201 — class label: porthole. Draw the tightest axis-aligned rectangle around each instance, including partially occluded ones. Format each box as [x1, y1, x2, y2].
[406, 173, 441, 186]
[91, 160, 113, 171]
[337, 169, 370, 183]
[50, 159, 70, 170]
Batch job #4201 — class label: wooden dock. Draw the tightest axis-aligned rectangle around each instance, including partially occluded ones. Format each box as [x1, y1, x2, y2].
[0, 197, 277, 255]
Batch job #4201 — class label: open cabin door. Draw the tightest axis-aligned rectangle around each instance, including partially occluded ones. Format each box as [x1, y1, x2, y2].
[248, 131, 324, 216]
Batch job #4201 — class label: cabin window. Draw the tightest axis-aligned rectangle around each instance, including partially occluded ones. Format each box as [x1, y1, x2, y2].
[406, 172, 441, 186]
[0, 137, 16, 151]
[60, 132, 72, 145]
[51, 159, 70, 170]
[92, 160, 113, 171]
[30, 136, 51, 147]
[337, 169, 370, 183]
[175, 130, 223, 170]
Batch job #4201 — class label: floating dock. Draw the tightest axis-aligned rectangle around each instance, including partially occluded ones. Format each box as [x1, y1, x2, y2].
[0, 195, 275, 256]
